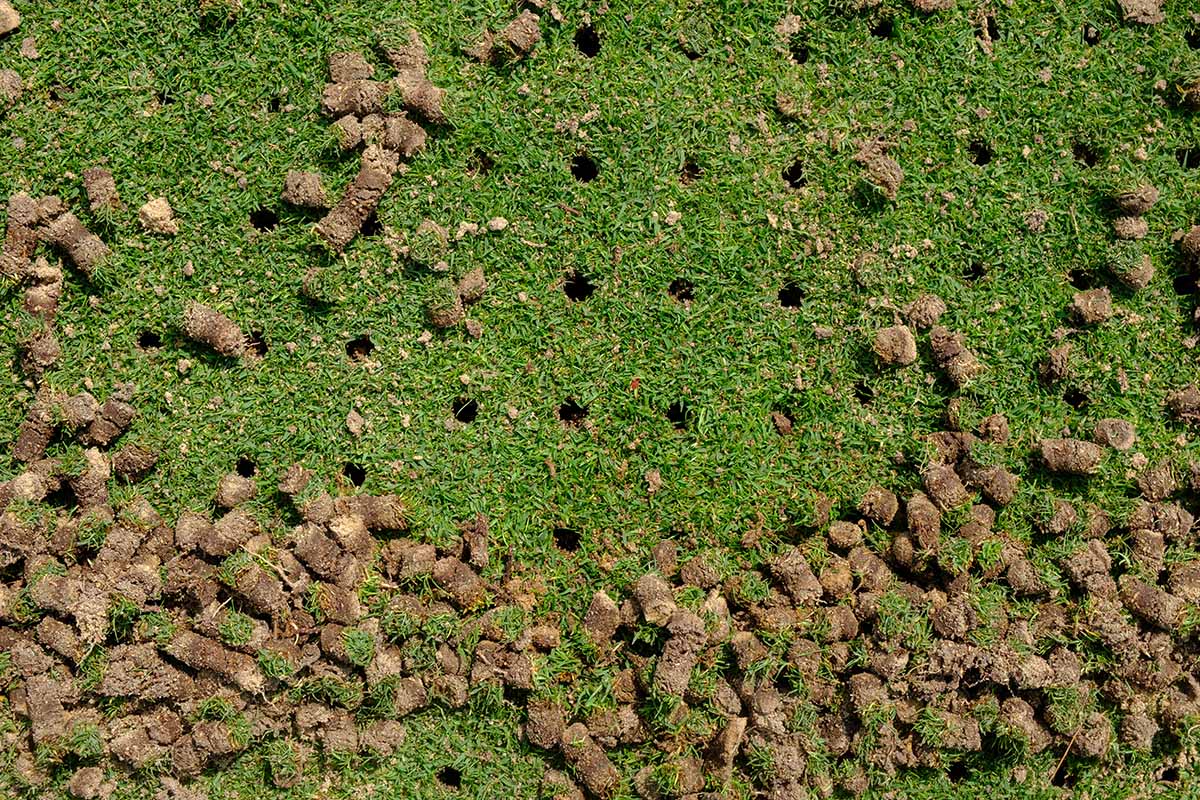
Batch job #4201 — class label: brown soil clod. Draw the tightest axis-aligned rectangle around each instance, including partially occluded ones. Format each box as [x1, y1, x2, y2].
[457, 266, 488, 305]
[320, 79, 391, 118]
[280, 170, 329, 209]
[1113, 183, 1159, 216]
[315, 146, 399, 253]
[328, 51, 375, 83]
[872, 324, 917, 366]
[1113, 215, 1148, 240]
[138, 197, 179, 235]
[0, 68, 21, 106]
[1106, 241, 1155, 290]
[1167, 384, 1200, 424]
[1069, 288, 1113, 324]
[561, 723, 621, 799]
[0, 0, 19, 35]
[906, 293, 946, 329]
[41, 204, 110, 277]
[182, 302, 246, 357]
[1117, 0, 1164, 25]
[929, 325, 982, 385]
[82, 167, 122, 212]
[1039, 438, 1104, 475]
[473, 11, 543, 63]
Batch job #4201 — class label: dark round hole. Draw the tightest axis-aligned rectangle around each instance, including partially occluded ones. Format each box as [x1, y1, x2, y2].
[564, 271, 595, 301]
[870, 17, 894, 39]
[1063, 388, 1089, 409]
[346, 335, 374, 360]
[342, 462, 366, 487]
[668, 278, 694, 303]
[469, 149, 495, 177]
[574, 24, 601, 57]
[437, 766, 462, 789]
[1186, 28, 1200, 49]
[247, 330, 268, 356]
[1177, 148, 1200, 170]
[789, 35, 809, 63]
[552, 527, 581, 552]
[854, 380, 875, 405]
[963, 261, 986, 282]
[782, 158, 805, 189]
[984, 15, 999, 40]
[1067, 269, 1096, 290]
[1082, 25, 1101, 45]
[968, 140, 993, 165]
[361, 210, 382, 237]
[156, 90, 175, 106]
[137, 331, 162, 350]
[558, 399, 589, 424]
[236, 457, 256, 477]
[571, 154, 598, 182]
[452, 397, 479, 423]
[680, 159, 702, 185]
[267, 96, 281, 113]
[666, 401, 691, 430]
[1072, 142, 1100, 167]
[1162, 765, 1180, 783]
[250, 207, 279, 232]
[778, 280, 805, 308]
[947, 760, 968, 783]
[1173, 273, 1199, 295]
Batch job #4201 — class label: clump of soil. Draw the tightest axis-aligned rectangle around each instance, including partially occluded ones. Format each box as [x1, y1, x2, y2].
[1113, 215, 1148, 240]
[929, 325, 982, 385]
[1113, 183, 1158, 215]
[1117, 0, 1164, 24]
[182, 302, 246, 357]
[315, 146, 399, 252]
[427, 278, 466, 328]
[1040, 437, 1104, 474]
[1106, 241, 1154, 289]
[1069, 287, 1113, 324]
[0, 68, 21, 106]
[83, 167, 122, 213]
[0, 0, 19, 35]
[38, 198, 111, 277]
[872, 324, 917, 366]
[469, 11, 543, 64]
[910, 0, 955, 11]
[139, 197, 179, 235]
[905, 294, 946, 328]
[854, 141, 903, 200]
[1094, 418, 1136, 450]
[281, 171, 329, 209]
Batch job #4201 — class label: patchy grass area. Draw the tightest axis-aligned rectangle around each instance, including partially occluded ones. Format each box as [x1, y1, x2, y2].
[2, 0, 1200, 797]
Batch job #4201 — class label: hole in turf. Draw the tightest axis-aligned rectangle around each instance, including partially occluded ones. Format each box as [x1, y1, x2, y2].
[789, 35, 810, 63]
[552, 527, 581, 552]
[1173, 273, 1198, 295]
[571, 153, 598, 183]
[668, 278, 694, 303]
[469, 149, 495, 177]
[452, 397, 479, 423]
[346, 335, 374, 360]
[250, 207, 279, 232]
[156, 90, 175, 106]
[680, 159, 702, 185]
[267, 96, 281, 113]
[236, 457, 257, 478]
[968, 140, 993, 165]
[558, 399, 589, 425]
[1177, 147, 1200, 170]
[984, 15, 999, 40]
[1162, 765, 1180, 783]
[870, 17, 894, 39]
[1082, 25, 1101, 46]
[137, 331, 162, 350]
[947, 760, 968, 783]
[666, 400, 691, 431]
[1050, 759, 1074, 789]
[361, 210, 382, 237]
[437, 766, 462, 789]
[1067, 269, 1096, 290]
[1072, 141, 1100, 167]
[854, 380, 875, 405]
[564, 271, 595, 301]
[247, 330, 268, 357]
[778, 280, 805, 308]
[963, 261, 986, 282]
[782, 158, 806, 188]
[574, 24, 601, 57]
[1063, 387, 1089, 409]
[342, 462, 366, 487]
[1187, 28, 1200, 49]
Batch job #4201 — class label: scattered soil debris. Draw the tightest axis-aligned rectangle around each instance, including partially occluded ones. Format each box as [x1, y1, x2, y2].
[138, 197, 179, 235]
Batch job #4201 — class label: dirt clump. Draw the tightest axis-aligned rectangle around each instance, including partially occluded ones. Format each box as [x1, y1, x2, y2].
[1113, 215, 1148, 240]
[328, 51, 374, 83]
[1069, 288, 1113, 324]
[1106, 241, 1155, 289]
[929, 326, 982, 385]
[1039, 343, 1070, 384]
[215, 472, 256, 508]
[0, 0, 19, 35]
[182, 302, 245, 357]
[905, 294, 946, 328]
[41, 203, 111, 277]
[0, 68, 20, 105]
[281, 171, 328, 209]
[315, 146, 399, 252]
[82, 167, 122, 212]
[858, 487, 898, 526]
[1040, 438, 1104, 475]
[1167, 384, 1200, 424]
[872, 324, 917, 366]
[471, 11, 543, 63]
[561, 723, 620, 798]
[1117, 0, 1164, 24]
[1113, 183, 1159, 215]
[138, 197, 179, 235]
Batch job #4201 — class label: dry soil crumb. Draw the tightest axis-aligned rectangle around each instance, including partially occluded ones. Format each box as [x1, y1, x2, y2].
[1118, 0, 1164, 24]
[281, 171, 328, 209]
[0, 68, 22, 104]
[328, 52, 374, 83]
[1094, 418, 1136, 450]
[0, 1, 18, 35]
[905, 294, 946, 328]
[863, 154, 904, 200]
[82, 168, 122, 212]
[182, 302, 245, 357]
[910, 0, 955, 11]
[1113, 215, 1148, 240]
[500, 11, 542, 59]
[1069, 288, 1113, 324]
[872, 324, 917, 366]
[929, 326, 982, 385]
[1114, 184, 1159, 215]
[139, 197, 179, 235]
[1040, 438, 1104, 475]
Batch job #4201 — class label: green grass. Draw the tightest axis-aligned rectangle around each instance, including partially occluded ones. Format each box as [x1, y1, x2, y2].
[2, 0, 1200, 797]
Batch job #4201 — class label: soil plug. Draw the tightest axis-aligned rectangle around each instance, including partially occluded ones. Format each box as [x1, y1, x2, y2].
[183, 302, 246, 357]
